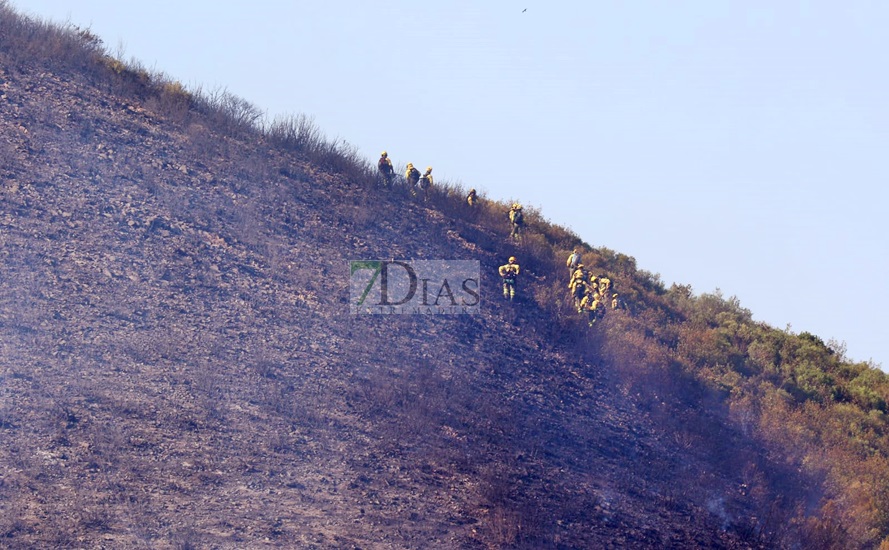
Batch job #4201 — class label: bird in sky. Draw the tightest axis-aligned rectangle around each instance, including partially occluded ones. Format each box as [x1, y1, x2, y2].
[522, 8, 527, 12]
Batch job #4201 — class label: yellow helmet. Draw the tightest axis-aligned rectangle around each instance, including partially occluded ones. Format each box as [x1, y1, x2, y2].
[407, 162, 413, 167]
[381, 151, 387, 157]
[508, 256, 517, 263]
[426, 166, 432, 172]
[613, 293, 618, 297]
[469, 188, 476, 193]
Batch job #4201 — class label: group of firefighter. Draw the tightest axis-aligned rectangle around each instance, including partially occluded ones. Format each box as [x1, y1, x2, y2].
[380, 151, 617, 322]
[378, 151, 434, 201]
[566, 249, 619, 326]
[377, 151, 518, 238]
[377, 151, 505, 227]
[497, 249, 619, 326]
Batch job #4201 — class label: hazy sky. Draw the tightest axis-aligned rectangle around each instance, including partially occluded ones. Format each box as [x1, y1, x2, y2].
[15, 1, 889, 368]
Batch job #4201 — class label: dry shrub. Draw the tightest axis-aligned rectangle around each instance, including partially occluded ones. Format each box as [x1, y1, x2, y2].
[144, 78, 192, 123]
[0, 7, 103, 72]
[264, 114, 376, 187]
[193, 87, 263, 138]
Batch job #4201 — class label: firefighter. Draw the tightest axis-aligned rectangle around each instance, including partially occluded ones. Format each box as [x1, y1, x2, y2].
[566, 248, 582, 273]
[508, 204, 524, 240]
[378, 151, 394, 187]
[580, 291, 602, 327]
[405, 163, 421, 193]
[467, 188, 478, 207]
[569, 264, 588, 313]
[498, 256, 520, 301]
[418, 166, 433, 201]
[598, 275, 611, 298]
[611, 293, 619, 310]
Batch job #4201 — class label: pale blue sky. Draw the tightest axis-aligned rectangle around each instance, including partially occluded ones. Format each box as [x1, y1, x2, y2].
[16, 1, 889, 368]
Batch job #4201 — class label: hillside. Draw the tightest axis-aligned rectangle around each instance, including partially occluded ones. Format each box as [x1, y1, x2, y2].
[3, 5, 889, 549]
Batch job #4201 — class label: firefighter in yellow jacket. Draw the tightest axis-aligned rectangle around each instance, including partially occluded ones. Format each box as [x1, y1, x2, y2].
[598, 275, 611, 298]
[418, 166, 433, 201]
[508, 204, 524, 240]
[566, 248, 582, 273]
[467, 188, 478, 207]
[588, 275, 599, 296]
[580, 291, 602, 327]
[405, 163, 421, 193]
[378, 151, 394, 187]
[568, 264, 588, 312]
[498, 256, 520, 301]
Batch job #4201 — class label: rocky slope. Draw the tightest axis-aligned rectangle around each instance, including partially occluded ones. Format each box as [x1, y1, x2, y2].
[0, 45, 796, 549]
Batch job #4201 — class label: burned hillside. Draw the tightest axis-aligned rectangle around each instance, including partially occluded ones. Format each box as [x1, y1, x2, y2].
[3, 5, 889, 549]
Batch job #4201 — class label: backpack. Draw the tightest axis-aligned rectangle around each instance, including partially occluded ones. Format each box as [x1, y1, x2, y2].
[572, 280, 586, 297]
[567, 253, 580, 268]
[510, 209, 523, 225]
